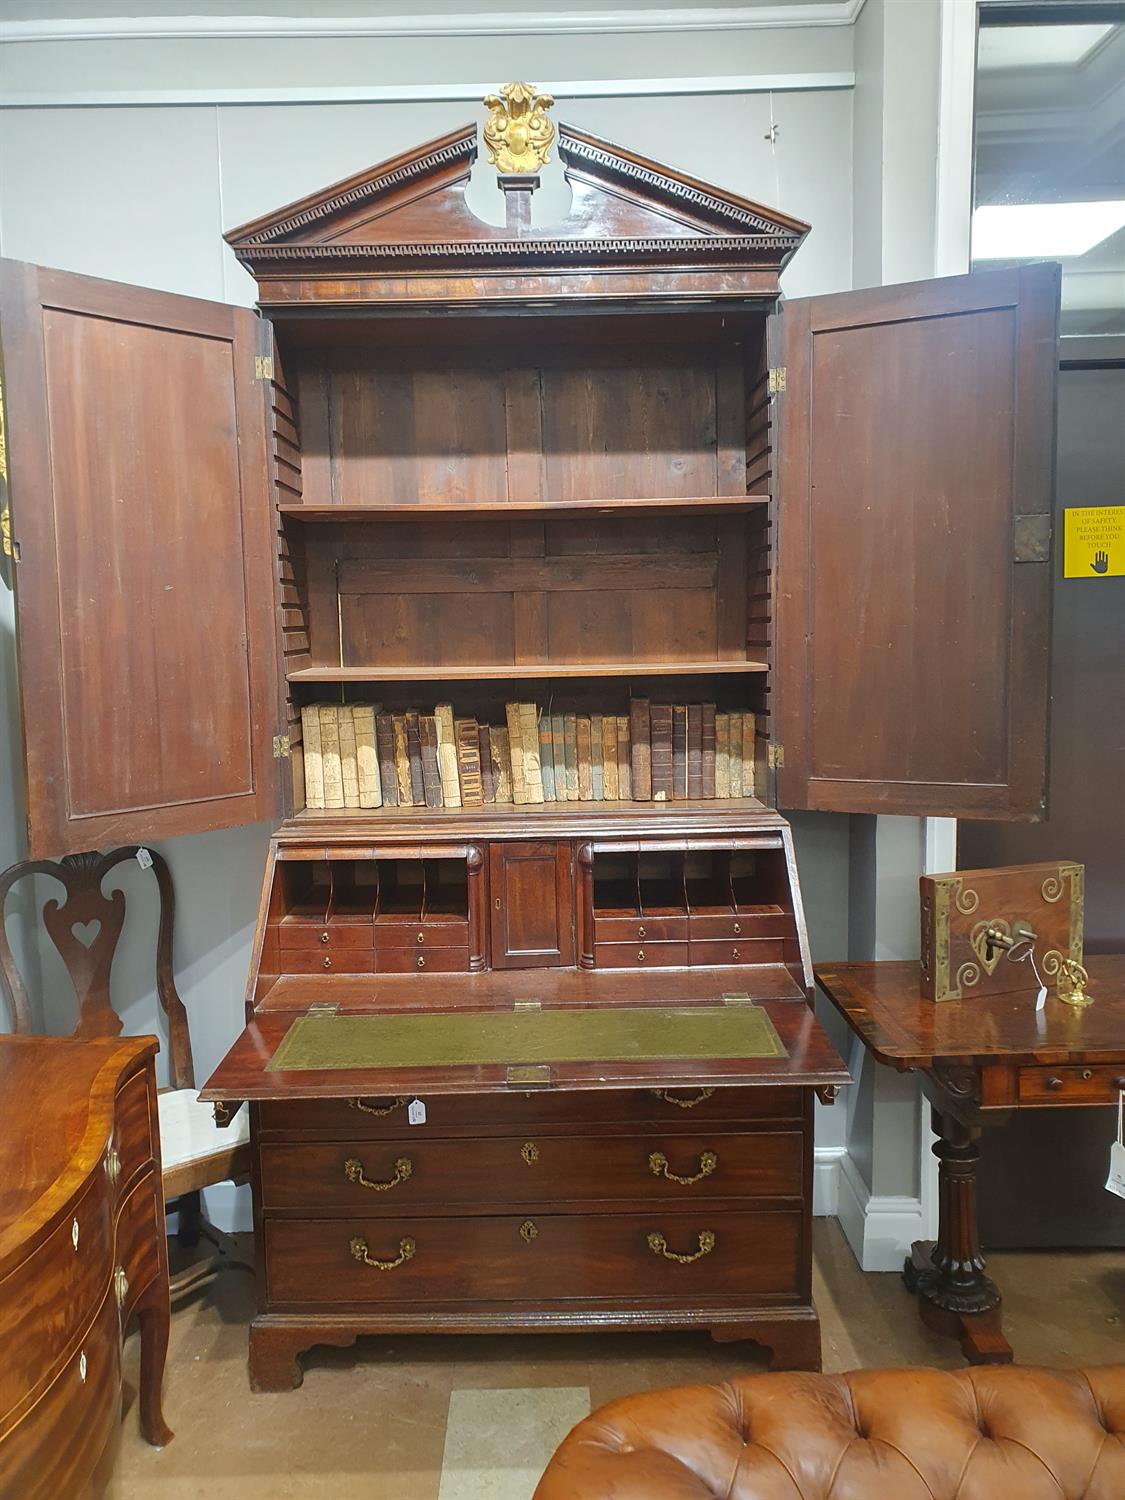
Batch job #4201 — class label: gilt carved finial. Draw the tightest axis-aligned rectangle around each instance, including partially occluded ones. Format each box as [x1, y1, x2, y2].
[483, 82, 555, 174]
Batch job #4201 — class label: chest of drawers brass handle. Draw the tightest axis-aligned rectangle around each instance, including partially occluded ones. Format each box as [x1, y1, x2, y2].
[648, 1149, 718, 1186]
[114, 1265, 129, 1309]
[637, 926, 646, 940]
[350, 1235, 415, 1270]
[637, 949, 645, 962]
[322, 955, 332, 970]
[646, 1229, 716, 1265]
[105, 1147, 121, 1187]
[649, 1087, 715, 1110]
[733, 922, 742, 936]
[731, 947, 741, 960]
[1046, 1076, 1064, 1090]
[349, 1095, 407, 1116]
[320, 931, 330, 944]
[344, 1156, 413, 1192]
[417, 931, 425, 944]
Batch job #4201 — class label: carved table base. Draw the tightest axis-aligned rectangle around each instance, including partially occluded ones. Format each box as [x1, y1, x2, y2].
[900, 1108, 1012, 1365]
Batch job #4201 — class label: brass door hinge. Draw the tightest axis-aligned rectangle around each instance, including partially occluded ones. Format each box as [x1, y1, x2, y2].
[254, 355, 274, 381]
[0, 505, 14, 561]
[768, 743, 785, 770]
[768, 366, 786, 395]
[273, 735, 291, 758]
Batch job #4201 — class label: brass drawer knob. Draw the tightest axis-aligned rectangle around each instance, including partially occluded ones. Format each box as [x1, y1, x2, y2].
[733, 922, 742, 936]
[114, 1265, 129, 1310]
[322, 955, 332, 970]
[648, 1149, 718, 1186]
[350, 1236, 415, 1271]
[1047, 1076, 1064, 1090]
[637, 949, 645, 963]
[637, 925, 646, 940]
[72, 1218, 80, 1252]
[349, 1096, 407, 1117]
[105, 1147, 121, 1187]
[344, 1156, 413, 1192]
[417, 931, 425, 944]
[78, 1351, 88, 1384]
[320, 931, 330, 944]
[646, 1229, 716, 1265]
[650, 1088, 715, 1110]
[731, 947, 740, 960]
[417, 955, 426, 968]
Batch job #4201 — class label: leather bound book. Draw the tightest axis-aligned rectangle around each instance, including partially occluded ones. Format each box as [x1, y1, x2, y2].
[564, 713, 579, 800]
[629, 698, 652, 801]
[577, 716, 593, 801]
[352, 704, 381, 808]
[479, 724, 497, 802]
[743, 712, 757, 798]
[455, 717, 484, 806]
[434, 703, 461, 808]
[376, 711, 399, 806]
[650, 703, 673, 802]
[519, 703, 544, 803]
[491, 726, 514, 803]
[616, 716, 632, 799]
[505, 702, 527, 804]
[338, 702, 361, 809]
[405, 712, 426, 806]
[392, 715, 413, 806]
[601, 714, 618, 800]
[300, 703, 324, 809]
[687, 704, 703, 799]
[715, 712, 730, 798]
[728, 711, 743, 798]
[672, 704, 688, 799]
[590, 713, 604, 800]
[701, 703, 716, 799]
[419, 715, 443, 808]
[552, 715, 569, 801]
[538, 711, 556, 801]
[319, 705, 345, 810]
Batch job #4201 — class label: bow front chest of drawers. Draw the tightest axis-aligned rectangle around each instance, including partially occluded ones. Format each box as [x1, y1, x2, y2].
[0, 1034, 171, 1498]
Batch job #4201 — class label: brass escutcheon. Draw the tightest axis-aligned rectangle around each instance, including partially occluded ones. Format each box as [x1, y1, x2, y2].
[521, 1141, 539, 1166]
[519, 1219, 539, 1244]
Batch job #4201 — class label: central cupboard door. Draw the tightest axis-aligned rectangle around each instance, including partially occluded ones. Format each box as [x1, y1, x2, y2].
[774, 263, 1059, 821]
[0, 259, 282, 857]
[489, 842, 574, 968]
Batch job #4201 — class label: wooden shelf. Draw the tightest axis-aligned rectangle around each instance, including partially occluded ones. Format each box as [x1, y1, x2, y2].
[288, 661, 769, 683]
[288, 796, 771, 832]
[278, 496, 768, 522]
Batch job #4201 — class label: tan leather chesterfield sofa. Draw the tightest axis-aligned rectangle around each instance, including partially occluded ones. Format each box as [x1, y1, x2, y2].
[534, 1366, 1125, 1499]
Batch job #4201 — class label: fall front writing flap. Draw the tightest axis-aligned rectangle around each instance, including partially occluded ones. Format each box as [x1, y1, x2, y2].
[773, 263, 1059, 821]
[0, 259, 283, 856]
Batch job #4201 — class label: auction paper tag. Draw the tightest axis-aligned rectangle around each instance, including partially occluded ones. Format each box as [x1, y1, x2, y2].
[135, 847, 154, 870]
[407, 1098, 427, 1126]
[1064, 505, 1125, 578]
[1106, 1093, 1125, 1200]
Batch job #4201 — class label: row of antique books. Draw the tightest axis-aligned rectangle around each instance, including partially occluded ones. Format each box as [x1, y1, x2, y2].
[299, 701, 758, 810]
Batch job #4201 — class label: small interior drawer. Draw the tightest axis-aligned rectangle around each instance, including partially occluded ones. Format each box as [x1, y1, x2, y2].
[278, 923, 374, 952]
[594, 941, 689, 969]
[285, 951, 376, 975]
[687, 910, 789, 940]
[376, 947, 470, 974]
[595, 914, 689, 943]
[689, 938, 786, 967]
[374, 919, 469, 950]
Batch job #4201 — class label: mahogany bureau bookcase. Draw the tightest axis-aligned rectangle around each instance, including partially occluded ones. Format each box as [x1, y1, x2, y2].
[0, 88, 1059, 1388]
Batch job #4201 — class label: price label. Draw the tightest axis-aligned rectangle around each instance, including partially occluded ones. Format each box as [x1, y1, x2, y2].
[135, 847, 154, 870]
[1107, 1092, 1125, 1200]
[407, 1098, 427, 1126]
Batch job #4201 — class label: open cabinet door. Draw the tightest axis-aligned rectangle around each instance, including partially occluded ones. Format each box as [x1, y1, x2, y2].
[0, 259, 283, 857]
[774, 263, 1059, 820]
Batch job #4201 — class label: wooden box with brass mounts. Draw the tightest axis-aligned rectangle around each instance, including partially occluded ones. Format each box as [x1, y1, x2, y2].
[1, 81, 1058, 1389]
[920, 862, 1083, 1003]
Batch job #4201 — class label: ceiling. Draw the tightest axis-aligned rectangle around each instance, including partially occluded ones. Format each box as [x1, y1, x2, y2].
[974, 20, 1125, 336]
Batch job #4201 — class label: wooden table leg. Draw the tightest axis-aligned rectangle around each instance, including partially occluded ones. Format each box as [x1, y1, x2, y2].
[901, 1108, 1012, 1365]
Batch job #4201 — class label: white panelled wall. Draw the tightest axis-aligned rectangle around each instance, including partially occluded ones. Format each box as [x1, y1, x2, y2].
[0, 0, 970, 1242]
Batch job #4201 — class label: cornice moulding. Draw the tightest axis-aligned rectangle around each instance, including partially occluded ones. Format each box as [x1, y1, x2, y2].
[0, 3, 868, 45]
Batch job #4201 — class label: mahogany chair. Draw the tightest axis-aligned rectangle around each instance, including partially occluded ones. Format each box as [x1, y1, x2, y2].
[0, 845, 252, 1297]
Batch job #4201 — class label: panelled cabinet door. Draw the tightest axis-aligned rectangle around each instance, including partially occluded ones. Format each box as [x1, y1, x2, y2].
[0, 260, 282, 857]
[774, 263, 1059, 820]
[489, 841, 575, 969]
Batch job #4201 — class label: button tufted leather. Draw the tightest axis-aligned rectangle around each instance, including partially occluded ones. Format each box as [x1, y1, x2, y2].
[534, 1366, 1125, 1500]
